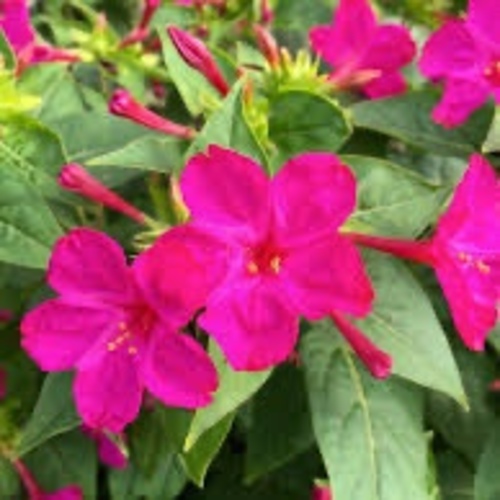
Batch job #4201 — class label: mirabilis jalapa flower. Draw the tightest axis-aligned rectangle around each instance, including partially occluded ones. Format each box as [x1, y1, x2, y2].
[349, 154, 500, 351]
[21, 228, 218, 432]
[151, 145, 389, 376]
[420, 0, 500, 127]
[309, 0, 416, 98]
[0, 0, 79, 72]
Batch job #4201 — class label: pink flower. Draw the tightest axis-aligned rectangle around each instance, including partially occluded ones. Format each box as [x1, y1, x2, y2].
[120, 0, 161, 48]
[309, 0, 416, 98]
[160, 146, 374, 371]
[109, 89, 196, 140]
[0, 366, 7, 400]
[312, 483, 333, 500]
[419, 0, 500, 127]
[21, 228, 218, 432]
[58, 164, 147, 225]
[348, 154, 500, 351]
[167, 26, 230, 96]
[82, 426, 128, 469]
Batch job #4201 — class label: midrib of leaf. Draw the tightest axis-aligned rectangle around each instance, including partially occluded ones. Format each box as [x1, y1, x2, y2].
[343, 348, 380, 500]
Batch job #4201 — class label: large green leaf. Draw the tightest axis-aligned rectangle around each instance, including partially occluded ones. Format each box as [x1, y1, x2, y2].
[354, 252, 465, 403]
[188, 82, 268, 168]
[302, 327, 428, 500]
[245, 364, 314, 483]
[351, 90, 493, 157]
[344, 155, 449, 237]
[185, 342, 271, 450]
[436, 451, 474, 500]
[17, 373, 80, 457]
[475, 422, 500, 500]
[0, 457, 19, 499]
[268, 90, 351, 166]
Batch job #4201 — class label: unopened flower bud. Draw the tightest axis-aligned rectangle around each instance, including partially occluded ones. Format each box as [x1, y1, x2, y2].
[254, 25, 280, 68]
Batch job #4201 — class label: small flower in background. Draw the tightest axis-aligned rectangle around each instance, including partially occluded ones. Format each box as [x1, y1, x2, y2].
[348, 154, 500, 351]
[0, 366, 7, 400]
[309, 0, 415, 98]
[109, 89, 197, 139]
[13, 458, 82, 500]
[0, 0, 79, 73]
[120, 0, 162, 48]
[82, 426, 128, 469]
[159, 145, 376, 372]
[59, 164, 148, 225]
[420, 0, 500, 127]
[312, 482, 333, 500]
[21, 228, 218, 432]
[167, 26, 230, 96]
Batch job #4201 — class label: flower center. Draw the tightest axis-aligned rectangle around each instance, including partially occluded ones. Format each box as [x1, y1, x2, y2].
[456, 251, 491, 275]
[484, 61, 500, 86]
[107, 304, 156, 356]
[246, 240, 283, 276]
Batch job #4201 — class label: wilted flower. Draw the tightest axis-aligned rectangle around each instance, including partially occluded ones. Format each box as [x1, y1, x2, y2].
[21, 228, 218, 431]
[309, 0, 415, 98]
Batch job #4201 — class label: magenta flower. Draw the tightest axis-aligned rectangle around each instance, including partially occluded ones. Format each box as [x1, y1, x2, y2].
[312, 483, 333, 500]
[82, 426, 128, 469]
[309, 0, 416, 98]
[420, 0, 500, 127]
[161, 146, 374, 371]
[21, 228, 218, 432]
[349, 154, 500, 351]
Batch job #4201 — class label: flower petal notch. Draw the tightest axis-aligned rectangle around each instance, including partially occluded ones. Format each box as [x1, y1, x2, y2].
[419, 0, 500, 127]
[348, 154, 500, 351]
[168, 145, 374, 371]
[309, 0, 416, 98]
[21, 228, 218, 432]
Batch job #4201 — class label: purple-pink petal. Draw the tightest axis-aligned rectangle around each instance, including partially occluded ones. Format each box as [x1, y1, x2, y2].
[0, 0, 34, 53]
[21, 299, 116, 371]
[47, 229, 133, 305]
[42, 485, 83, 500]
[272, 152, 356, 243]
[181, 145, 270, 235]
[362, 71, 407, 99]
[142, 327, 218, 408]
[200, 279, 299, 371]
[468, 0, 500, 49]
[74, 348, 143, 432]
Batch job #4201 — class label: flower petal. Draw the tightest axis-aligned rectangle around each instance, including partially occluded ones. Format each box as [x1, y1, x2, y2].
[200, 279, 299, 371]
[133, 230, 209, 328]
[272, 153, 356, 243]
[468, 0, 500, 49]
[431, 77, 490, 128]
[42, 485, 83, 500]
[181, 145, 269, 234]
[48, 228, 132, 305]
[281, 235, 374, 319]
[21, 299, 116, 371]
[74, 349, 142, 432]
[309, 0, 376, 69]
[362, 25, 415, 71]
[362, 71, 407, 99]
[142, 326, 217, 408]
[0, 0, 35, 53]
[419, 20, 484, 80]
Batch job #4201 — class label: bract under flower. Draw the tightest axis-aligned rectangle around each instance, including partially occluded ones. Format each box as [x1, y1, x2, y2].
[420, 0, 500, 126]
[159, 145, 373, 371]
[309, 0, 415, 98]
[21, 228, 217, 432]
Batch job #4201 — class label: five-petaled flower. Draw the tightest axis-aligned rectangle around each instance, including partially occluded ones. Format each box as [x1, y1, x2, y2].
[349, 154, 500, 351]
[21, 228, 218, 432]
[309, 0, 415, 98]
[155, 145, 374, 371]
[420, 0, 500, 127]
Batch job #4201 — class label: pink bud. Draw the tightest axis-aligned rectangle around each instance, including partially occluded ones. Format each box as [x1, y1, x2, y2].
[254, 25, 280, 67]
[330, 311, 392, 379]
[260, 0, 274, 25]
[312, 483, 333, 500]
[59, 164, 146, 224]
[0, 367, 7, 400]
[120, 0, 161, 47]
[31, 45, 80, 64]
[167, 26, 230, 96]
[109, 89, 196, 139]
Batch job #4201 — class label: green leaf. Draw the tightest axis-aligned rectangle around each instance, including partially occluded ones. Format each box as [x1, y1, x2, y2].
[245, 364, 314, 483]
[354, 252, 465, 403]
[17, 373, 80, 457]
[0, 31, 16, 71]
[475, 422, 500, 500]
[482, 106, 500, 153]
[185, 342, 271, 450]
[436, 451, 474, 500]
[302, 327, 428, 500]
[344, 155, 449, 237]
[268, 90, 352, 166]
[87, 136, 184, 172]
[25, 430, 97, 499]
[0, 456, 19, 499]
[351, 90, 493, 157]
[183, 412, 234, 487]
[188, 81, 268, 167]
[159, 28, 221, 116]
